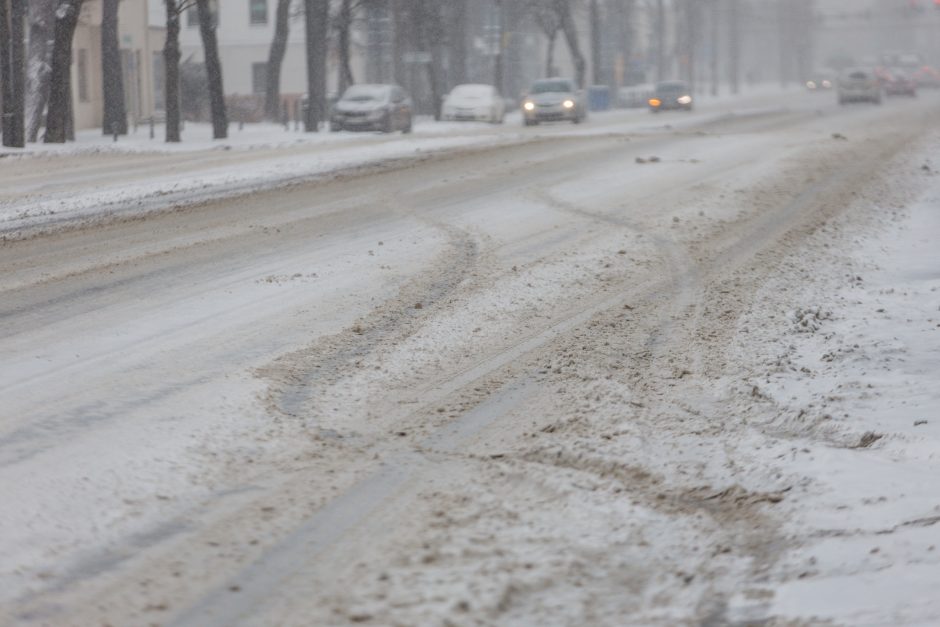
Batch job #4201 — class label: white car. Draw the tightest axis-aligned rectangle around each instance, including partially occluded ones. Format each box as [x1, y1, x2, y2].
[521, 78, 588, 126]
[442, 84, 505, 124]
[838, 68, 882, 105]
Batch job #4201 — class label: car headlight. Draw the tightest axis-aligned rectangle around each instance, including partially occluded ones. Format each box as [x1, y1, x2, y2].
[677, 95, 692, 105]
[648, 98, 661, 107]
[523, 101, 535, 111]
[806, 80, 817, 89]
[562, 99, 575, 109]
[822, 80, 832, 88]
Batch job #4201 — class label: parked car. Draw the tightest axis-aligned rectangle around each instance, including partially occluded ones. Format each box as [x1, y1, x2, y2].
[882, 68, 917, 97]
[442, 84, 505, 123]
[521, 78, 587, 125]
[648, 81, 694, 112]
[837, 68, 882, 105]
[329, 84, 413, 133]
[912, 66, 940, 89]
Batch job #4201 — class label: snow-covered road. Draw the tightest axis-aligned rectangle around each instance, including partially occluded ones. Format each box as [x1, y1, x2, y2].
[2, 89, 939, 626]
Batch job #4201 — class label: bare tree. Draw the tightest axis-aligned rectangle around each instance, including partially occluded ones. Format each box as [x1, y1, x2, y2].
[264, 0, 291, 121]
[554, 0, 586, 87]
[304, 0, 329, 132]
[164, 0, 189, 142]
[0, 0, 11, 144]
[196, 0, 226, 138]
[335, 0, 356, 95]
[101, 0, 127, 136]
[25, 0, 56, 142]
[526, 0, 561, 77]
[44, 0, 83, 143]
[1, 0, 27, 147]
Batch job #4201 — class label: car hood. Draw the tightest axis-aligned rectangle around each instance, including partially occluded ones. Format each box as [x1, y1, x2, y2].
[445, 96, 491, 108]
[528, 92, 574, 106]
[335, 101, 386, 113]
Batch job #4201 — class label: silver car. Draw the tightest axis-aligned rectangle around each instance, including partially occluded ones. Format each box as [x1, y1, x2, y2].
[329, 84, 413, 133]
[521, 78, 587, 126]
[838, 68, 882, 105]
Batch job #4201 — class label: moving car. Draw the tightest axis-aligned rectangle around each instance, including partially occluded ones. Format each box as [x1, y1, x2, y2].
[837, 68, 882, 105]
[521, 78, 587, 125]
[882, 68, 917, 97]
[805, 72, 834, 91]
[442, 84, 505, 123]
[329, 84, 413, 133]
[648, 81, 694, 112]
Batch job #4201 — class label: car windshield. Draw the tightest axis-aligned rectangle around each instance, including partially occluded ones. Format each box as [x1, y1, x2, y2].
[844, 70, 870, 80]
[342, 85, 389, 103]
[656, 82, 688, 94]
[531, 80, 573, 94]
[450, 85, 492, 100]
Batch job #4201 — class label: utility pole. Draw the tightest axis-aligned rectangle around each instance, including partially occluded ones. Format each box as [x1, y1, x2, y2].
[728, 0, 740, 94]
[656, 0, 666, 82]
[710, 0, 719, 96]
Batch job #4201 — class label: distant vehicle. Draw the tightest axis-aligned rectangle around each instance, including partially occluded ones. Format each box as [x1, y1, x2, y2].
[648, 81, 693, 112]
[882, 68, 917, 97]
[442, 84, 505, 124]
[837, 68, 882, 105]
[805, 72, 834, 91]
[329, 84, 413, 133]
[521, 78, 587, 126]
[912, 66, 940, 89]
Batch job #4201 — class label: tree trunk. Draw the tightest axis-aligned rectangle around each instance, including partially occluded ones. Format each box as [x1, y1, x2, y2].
[25, 0, 56, 142]
[44, 0, 83, 144]
[9, 0, 26, 146]
[164, 0, 181, 142]
[304, 0, 329, 132]
[196, 0, 226, 139]
[263, 0, 290, 121]
[448, 0, 468, 86]
[101, 0, 127, 136]
[554, 0, 585, 88]
[337, 0, 354, 94]
[546, 29, 557, 77]
[0, 0, 14, 146]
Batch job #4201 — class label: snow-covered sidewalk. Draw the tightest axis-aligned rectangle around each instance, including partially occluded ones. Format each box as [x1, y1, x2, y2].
[724, 136, 940, 624]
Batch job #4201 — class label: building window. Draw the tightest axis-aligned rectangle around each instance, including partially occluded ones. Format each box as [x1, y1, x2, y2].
[188, 0, 218, 28]
[250, 0, 268, 25]
[77, 49, 89, 102]
[252, 62, 268, 94]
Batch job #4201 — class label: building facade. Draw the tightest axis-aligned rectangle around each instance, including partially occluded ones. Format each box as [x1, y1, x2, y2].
[71, 0, 165, 131]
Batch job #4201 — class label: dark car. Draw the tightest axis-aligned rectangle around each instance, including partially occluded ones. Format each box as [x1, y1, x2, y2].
[329, 84, 413, 133]
[649, 81, 693, 112]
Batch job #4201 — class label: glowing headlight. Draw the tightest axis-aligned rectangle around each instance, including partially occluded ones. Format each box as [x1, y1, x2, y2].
[562, 99, 575, 109]
[648, 98, 662, 107]
[806, 80, 817, 89]
[677, 95, 692, 105]
[822, 80, 832, 88]
[523, 101, 535, 111]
